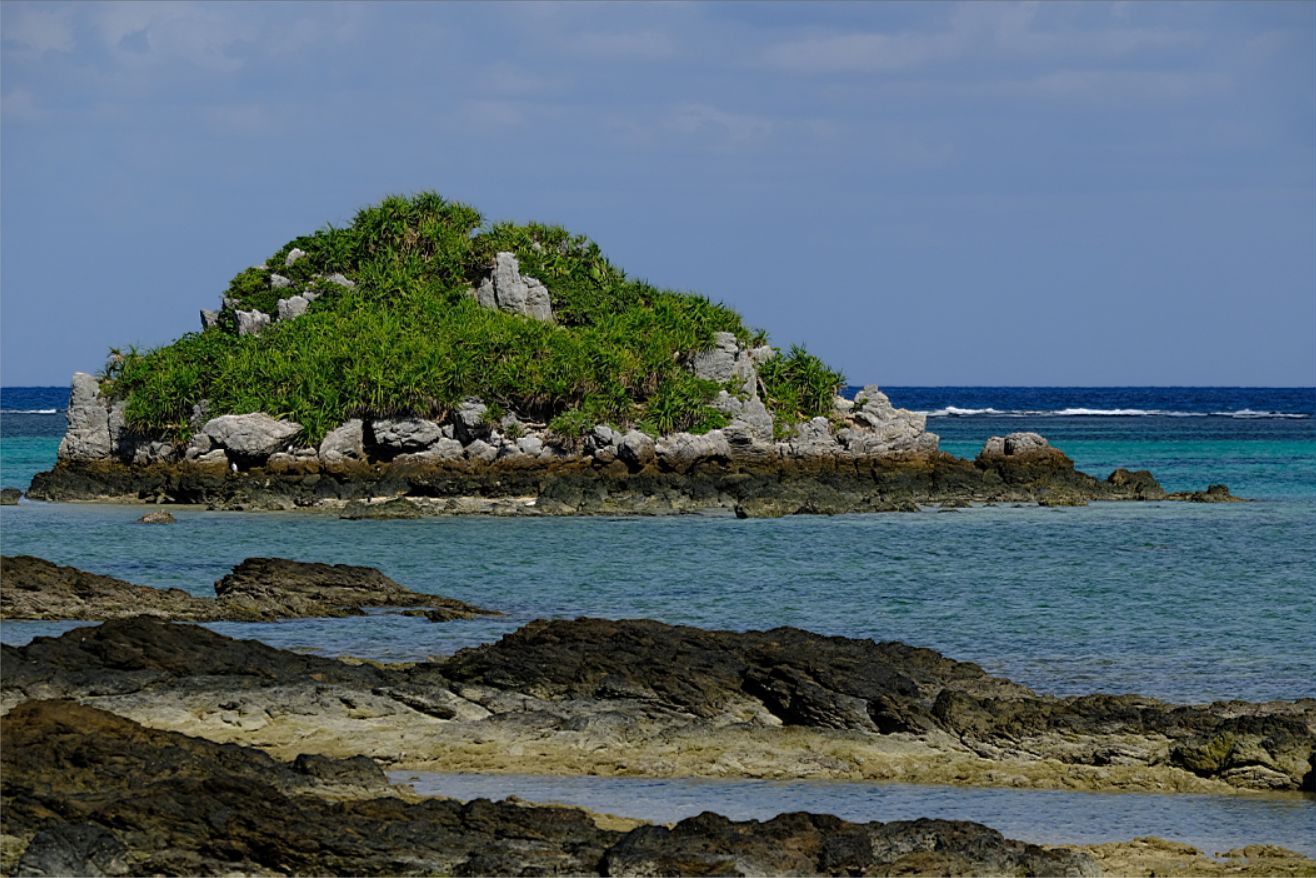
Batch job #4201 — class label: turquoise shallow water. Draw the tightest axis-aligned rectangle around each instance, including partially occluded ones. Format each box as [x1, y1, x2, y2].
[2, 399, 1313, 704]
[3, 388, 1314, 852]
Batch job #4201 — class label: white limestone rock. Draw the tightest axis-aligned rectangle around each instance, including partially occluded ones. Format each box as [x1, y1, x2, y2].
[284, 248, 306, 267]
[980, 432, 1051, 459]
[473, 252, 553, 322]
[371, 418, 442, 451]
[203, 413, 302, 457]
[235, 310, 271, 336]
[690, 332, 760, 395]
[464, 439, 499, 463]
[843, 385, 938, 455]
[276, 295, 310, 321]
[319, 419, 365, 465]
[57, 372, 113, 461]
[452, 401, 490, 444]
[655, 430, 731, 473]
[617, 430, 656, 469]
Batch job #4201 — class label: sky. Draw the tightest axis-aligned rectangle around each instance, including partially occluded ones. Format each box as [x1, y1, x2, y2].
[1, 1, 1313, 387]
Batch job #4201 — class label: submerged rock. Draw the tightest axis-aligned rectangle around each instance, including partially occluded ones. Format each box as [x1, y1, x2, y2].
[135, 510, 176, 524]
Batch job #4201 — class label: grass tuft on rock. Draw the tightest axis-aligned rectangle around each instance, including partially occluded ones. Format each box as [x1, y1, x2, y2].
[105, 192, 844, 444]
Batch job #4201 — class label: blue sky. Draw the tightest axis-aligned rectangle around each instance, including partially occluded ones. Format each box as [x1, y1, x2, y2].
[2, 1, 1313, 386]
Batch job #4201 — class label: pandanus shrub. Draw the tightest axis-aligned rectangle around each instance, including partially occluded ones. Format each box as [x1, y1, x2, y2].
[105, 192, 844, 444]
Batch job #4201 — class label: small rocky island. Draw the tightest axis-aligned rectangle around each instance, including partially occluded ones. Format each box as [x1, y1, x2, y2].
[25, 192, 1229, 516]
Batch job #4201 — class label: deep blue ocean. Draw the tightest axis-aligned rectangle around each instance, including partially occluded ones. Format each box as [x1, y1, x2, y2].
[3, 384, 1314, 851]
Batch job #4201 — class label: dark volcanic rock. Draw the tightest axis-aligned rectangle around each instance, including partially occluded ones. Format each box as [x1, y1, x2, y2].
[7, 617, 1311, 792]
[0, 554, 496, 623]
[0, 700, 613, 876]
[0, 616, 383, 704]
[213, 556, 496, 621]
[14, 823, 129, 877]
[0, 700, 1099, 877]
[604, 811, 1096, 877]
[26, 443, 1215, 517]
[0, 555, 215, 621]
[441, 618, 1031, 733]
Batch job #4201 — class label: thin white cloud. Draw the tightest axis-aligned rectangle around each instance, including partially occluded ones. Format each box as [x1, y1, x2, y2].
[2, 3, 76, 54]
[994, 69, 1232, 103]
[762, 2, 1202, 75]
[661, 102, 773, 150]
[569, 29, 677, 61]
[763, 31, 959, 74]
[0, 86, 43, 121]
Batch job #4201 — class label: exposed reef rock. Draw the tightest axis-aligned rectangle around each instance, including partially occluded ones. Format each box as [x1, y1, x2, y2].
[4, 618, 1310, 795]
[0, 488, 21, 505]
[213, 556, 495, 622]
[0, 700, 1110, 877]
[29, 400, 1220, 516]
[0, 555, 496, 623]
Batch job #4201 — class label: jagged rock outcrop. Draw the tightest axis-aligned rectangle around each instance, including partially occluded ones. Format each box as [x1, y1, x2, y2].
[276, 294, 310, 321]
[474, 252, 553, 321]
[319, 418, 366, 465]
[213, 556, 494, 622]
[370, 417, 444, 452]
[0, 555, 496, 623]
[838, 386, 939, 455]
[655, 430, 732, 473]
[0, 700, 1114, 877]
[202, 413, 302, 457]
[234, 308, 270, 336]
[690, 332, 773, 396]
[980, 431, 1052, 459]
[4, 617, 1310, 794]
[57, 373, 113, 461]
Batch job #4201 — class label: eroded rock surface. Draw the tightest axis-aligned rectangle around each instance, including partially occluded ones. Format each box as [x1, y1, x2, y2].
[4, 617, 1310, 795]
[213, 556, 494, 622]
[0, 700, 1115, 877]
[0, 555, 496, 623]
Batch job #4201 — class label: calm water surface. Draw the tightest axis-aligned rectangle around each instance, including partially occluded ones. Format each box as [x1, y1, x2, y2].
[393, 772, 1316, 857]
[3, 385, 1314, 851]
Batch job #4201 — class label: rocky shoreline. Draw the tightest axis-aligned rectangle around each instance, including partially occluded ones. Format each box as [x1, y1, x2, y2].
[0, 555, 496, 623]
[26, 369, 1240, 516]
[0, 699, 1112, 876]
[4, 616, 1310, 796]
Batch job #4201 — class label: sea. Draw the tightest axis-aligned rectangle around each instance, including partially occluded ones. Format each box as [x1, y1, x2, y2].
[2, 385, 1314, 853]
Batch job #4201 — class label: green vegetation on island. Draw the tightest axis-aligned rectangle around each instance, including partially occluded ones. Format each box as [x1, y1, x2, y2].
[105, 192, 843, 444]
